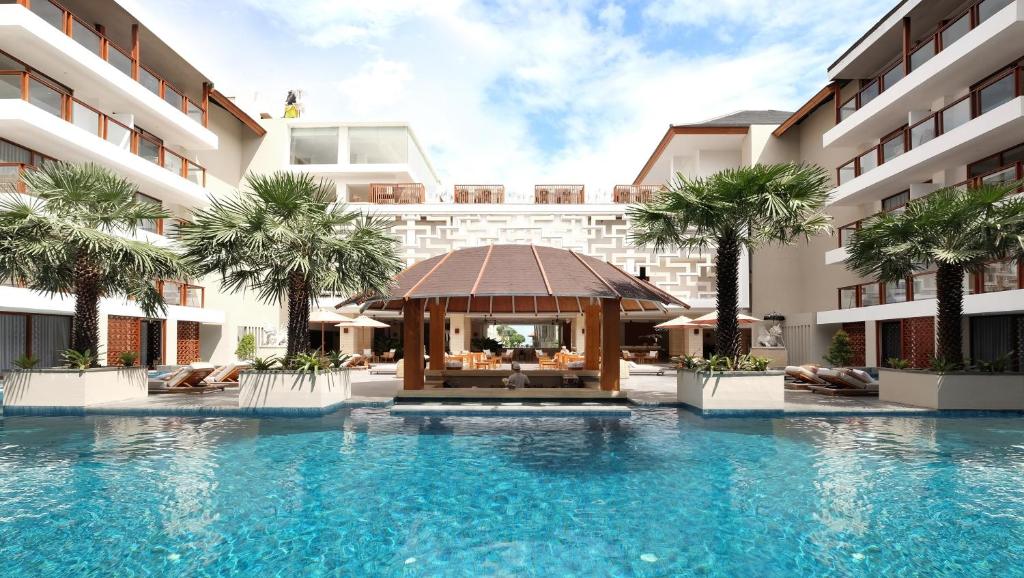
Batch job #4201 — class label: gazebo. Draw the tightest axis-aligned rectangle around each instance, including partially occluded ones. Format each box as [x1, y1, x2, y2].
[346, 245, 686, 392]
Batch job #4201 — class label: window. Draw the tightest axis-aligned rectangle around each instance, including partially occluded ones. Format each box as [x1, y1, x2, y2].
[940, 12, 970, 49]
[349, 127, 408, 164]
[881, 63, 904, 91]
[0, 140, 31, 164]
[882, 190, 910, 213]
[912, 274, 937, 300]
[977, 73, 1016, 116]
[909, 41, 935, 72]
[839, 287, 858, 309]
[881, 132, 906, 163]
[28, 78, 64, 117]
[860, 284, 880, 307]
[290, 127, 338, 165]
[885, 279, 908, 304]
[0, 52, 22, 71]
[135, 192, 161, 234]
[982, 261, 1019, 293]
[969, 144, 1024, 178]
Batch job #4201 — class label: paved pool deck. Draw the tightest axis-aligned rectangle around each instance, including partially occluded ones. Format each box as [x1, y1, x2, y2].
[14, 369, 928, 417]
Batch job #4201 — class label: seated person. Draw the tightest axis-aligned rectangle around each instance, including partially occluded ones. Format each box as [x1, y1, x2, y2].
[503, 363, 530, 390]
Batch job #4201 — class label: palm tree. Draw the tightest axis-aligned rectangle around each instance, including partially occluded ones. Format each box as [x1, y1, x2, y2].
[178, 171, 402, 359]
[0, 162, 189, 360]
[630, 163, 832, 359]
[846, 181, 1024, 365]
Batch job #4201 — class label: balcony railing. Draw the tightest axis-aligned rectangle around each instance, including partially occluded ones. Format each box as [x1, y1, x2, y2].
[158, 280, 205, 308]
[535, 185, 584, 204]
[21, 0, 207, 126]
[837, 61, 1023, 186]
[836, 0, 1014, 122]
[612, 184, 664, 204]
[453, 185, 505, 204]
[0, 70, 206, 186]
[369, 183, 424, 204]
[839, 261, 1023, 309]
[0, 162, 31, 193]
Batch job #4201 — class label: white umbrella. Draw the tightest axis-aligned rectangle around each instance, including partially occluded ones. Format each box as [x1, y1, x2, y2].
[309, 310, 354, 353]
[655, 314, 696, 329]
[689, 311, 760, 326]
[335, 315, 390, 329]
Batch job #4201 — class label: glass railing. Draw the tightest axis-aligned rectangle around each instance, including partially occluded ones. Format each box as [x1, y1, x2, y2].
[0, 70, 206, 186]
[158, 281, 205, 308]
[837, 61, 1023, 186]
[0, 162, 30, 193]
[835, 0, 1015, 122]
[22, 0, 208, 127]
[837, 262, 1021, 310]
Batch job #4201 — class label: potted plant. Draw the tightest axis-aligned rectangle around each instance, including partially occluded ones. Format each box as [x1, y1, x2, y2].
[846, 181, 1024, 409]
[675, 354, 785, 412]
[235, 351, 352, 411]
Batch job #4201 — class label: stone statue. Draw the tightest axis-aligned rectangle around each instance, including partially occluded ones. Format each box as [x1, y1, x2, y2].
[757, 323, 785, 348]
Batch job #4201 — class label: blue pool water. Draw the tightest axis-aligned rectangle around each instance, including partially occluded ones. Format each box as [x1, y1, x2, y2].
[1, 409, 1023, 576]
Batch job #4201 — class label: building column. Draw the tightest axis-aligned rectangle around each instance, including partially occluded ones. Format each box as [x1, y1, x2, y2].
[448, 313, 469, 353]
[427, 300, 446, 371]
[864, 321, 878, 368]
[402, 299, 425, 390]
[584, 300, 601, 370]
[571, 313, 585, 351]
[601, 299, 621, 391]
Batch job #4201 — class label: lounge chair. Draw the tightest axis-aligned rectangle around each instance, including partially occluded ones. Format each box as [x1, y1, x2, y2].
[808, 368, 879, 396]
[204, 361, 251, 387]
[340, 354, 369, 369]
[149, 363, 223, 394]
[784, 365, 826, 385]
[627, 361, 664, 375]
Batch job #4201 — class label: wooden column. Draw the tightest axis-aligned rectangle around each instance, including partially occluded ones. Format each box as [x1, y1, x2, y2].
[600, 299, 621, 391]
[402, 299, 425, 390]
[130, 24, 140, 81]
[901, 17, 912, 74]
[584, 299, 601, 370]
[427, 299, 446, 371]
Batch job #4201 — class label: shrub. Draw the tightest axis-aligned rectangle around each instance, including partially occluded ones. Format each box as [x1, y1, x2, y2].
[928, 356, 961, 374]
[118, 351, 138, 367]
[251, 356, 280, 371]
[235, 333, 256, 361]
[886, 357, 911, 370]
[972, 351, 1013, 373]
[327, 351, 353, 368]
[13, 354, 39, 369]
[823, 330, 854, 367]
[289, 351, 328, 372]
[681, 354, 772, 373]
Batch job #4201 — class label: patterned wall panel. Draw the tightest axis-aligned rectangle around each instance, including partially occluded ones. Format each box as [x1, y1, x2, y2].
[107, 315, 140, 366]
[385, 212, 719, 304]
[177, 321, 201, 365]
[902, 316, 935, 369]
[841, 322, 866, 367]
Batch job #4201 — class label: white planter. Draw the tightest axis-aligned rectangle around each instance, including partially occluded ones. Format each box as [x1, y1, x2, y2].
[2, 367, 147, 408]
[879, 369, 1024, 410]
[238, 369, 351, 410]
[677, 369, 785, 411]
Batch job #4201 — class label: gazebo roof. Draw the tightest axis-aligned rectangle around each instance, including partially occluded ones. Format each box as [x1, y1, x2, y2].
[344, 245, 687, 314]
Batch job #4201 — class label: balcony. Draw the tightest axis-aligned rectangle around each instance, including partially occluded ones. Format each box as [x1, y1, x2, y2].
[369, 183, 424, 204]
[0, 2, 216, 149]
[534, 185, 584, 204]
[613, 184, 663, 204]
[159, 281, 205, 308]
[826, 0, 1023, 148]
[453, 185, 504, 204]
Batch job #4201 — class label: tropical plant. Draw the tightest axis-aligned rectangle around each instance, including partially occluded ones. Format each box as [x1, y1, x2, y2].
[823, 329, 854, 367]
[0, 163, 189, 361]
[327, 350, 353, 368]
[62, 349, 98, 370]
[250, 356, 280, 371]
[235, 333, 257, 361]
[118, 350, 138, 368]
[928, 356, 961, 374]
[472, 336, 504, 353]
[846, 181, 1024, 367]
[972, 351, 1013, 373]
[178, 172, 402, 360]
[12, 354, 39, 370]
[374, 334, 402, 360]
[289, 351, 328, 372]
[494, 325, 524, 349]
[885, 357, 911, 370]
[630, 163, 831, 358]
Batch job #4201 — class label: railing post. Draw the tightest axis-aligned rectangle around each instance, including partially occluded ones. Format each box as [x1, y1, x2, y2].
[901, 17, 911, 74]
[130, 24, 140, 81]
[202, 82, 211, 127]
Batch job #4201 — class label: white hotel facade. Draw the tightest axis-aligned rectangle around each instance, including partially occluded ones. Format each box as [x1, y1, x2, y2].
[2, 0, 1022, 372]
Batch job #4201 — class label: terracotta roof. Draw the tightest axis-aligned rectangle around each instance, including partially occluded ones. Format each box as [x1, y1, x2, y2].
[343, 245, 688, 314]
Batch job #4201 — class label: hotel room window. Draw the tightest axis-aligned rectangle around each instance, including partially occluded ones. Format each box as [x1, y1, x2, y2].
[290, 127, 339, 165]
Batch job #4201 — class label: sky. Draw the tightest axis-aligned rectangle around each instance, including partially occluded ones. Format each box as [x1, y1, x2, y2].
[131, 0, 895, 194]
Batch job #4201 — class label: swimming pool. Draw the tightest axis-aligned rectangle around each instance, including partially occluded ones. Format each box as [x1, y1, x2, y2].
[1, 409, 1023, 576]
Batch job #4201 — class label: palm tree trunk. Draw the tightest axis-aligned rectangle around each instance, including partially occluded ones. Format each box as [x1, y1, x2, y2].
[286, 270, 311, 359]
[935, 263, 964, 365]
[716, 233, 742, 359]
[71, 253, 101, 362]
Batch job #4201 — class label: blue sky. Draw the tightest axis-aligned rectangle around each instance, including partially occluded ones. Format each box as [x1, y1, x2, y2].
[132, 0, 894, 192]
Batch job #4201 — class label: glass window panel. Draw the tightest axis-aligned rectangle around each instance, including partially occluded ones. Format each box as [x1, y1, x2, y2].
[983, 261, 1019, 292]
[839, 224, 858, 247]
[882, 191, 909, 212]
[966, 272, 977, 294]
[941, 13, 971, 48]
[105, 120, 132, 150]
[978, 74, 1015, 116]
[885, 279, 908, 304]
[858, 149, 877, 175]
[29, 0, 64, 31]
[71, 101, 99, 136]
[0, 73, 20, 99]
[107, 47, 133, 77]
[139, 68, 160, 96]
[859, 80, 879, 107]
[163, 86, 183, 110]
[0, 314, 28, 372]
[0, 140, 31, 164]
[185, 287, 203, 307]
[349, 127, 408, 164]
[71, 20, 101, 57]
[839, 98, 856, 121]
[881, 134, 906, 163]
[909, 41, 935, 72]
[979, 0, 1014, 23]
[882, 63, 904, 91]
[970, 155, 1002, 177]
[135, 193, 161, 234]
[981, 167, 1017, 185]
[161, 282, 181, 305]
[0, 165, 23, 193]
[290, 127, 339, 165]
[839, 288, 858, 309]
[186, 100, 203, 124]
[838, 161, 857, 185]
[913, 274, 937, 300]
[28, 78, 63, 118]
[940, 98, 971, 133]
[186, 162, 203, 185]
[1003, 144, 1024, 166]
[137, 137, 160, 165]
[163, 151, 183, 176]
[860, 284, 880, 307]
[30, 314, 70, 369]
[0, 52, 22, 71]
[910, 118, 935, 148]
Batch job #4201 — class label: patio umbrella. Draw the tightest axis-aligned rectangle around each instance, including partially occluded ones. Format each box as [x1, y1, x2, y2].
[655, 314, 696, 329]
[688, 311, 760, 326]
[335, 315, 390, 329]
[309, 310, 354, 353]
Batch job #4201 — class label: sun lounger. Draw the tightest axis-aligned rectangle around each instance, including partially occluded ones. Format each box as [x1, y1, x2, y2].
[784, 365, 826, 385]
[809, 368, 879, 396]
[204, 361, 251, 386]
[149, 363, 222, 394]
[627, 361, 665, 375]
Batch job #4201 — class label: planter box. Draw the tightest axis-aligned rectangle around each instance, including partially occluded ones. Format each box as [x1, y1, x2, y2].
[2, 367, 147, 408]
[879, 368, 1024, 410]
[749, 347, 788, 369]
[238, 369, 351, 410]
[677, 369, 785, 411]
